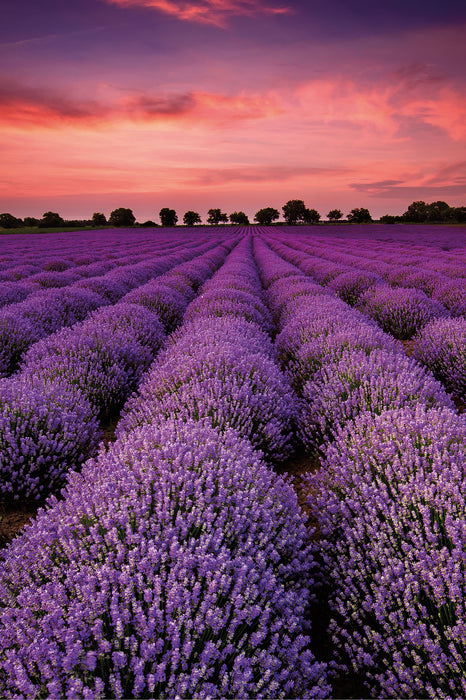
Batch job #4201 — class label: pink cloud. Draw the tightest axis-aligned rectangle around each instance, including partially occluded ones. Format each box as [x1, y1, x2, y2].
[104, 0, 291, 26]
[0, 80, 282, 130]
[295, 74, 466, 141]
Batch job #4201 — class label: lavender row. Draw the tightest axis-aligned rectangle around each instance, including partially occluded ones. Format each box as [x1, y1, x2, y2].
[0, 234, 328, 698]
[265, 227, 466, 308]
[263, 235, 465, 402]
[0, 239, 216, 377]
[254, 238, 452, 448]
[0, 227, 217, 274]
[255, 237, 466, 696]
[0, 241, 236, 502]
[117, 236, 298, 462]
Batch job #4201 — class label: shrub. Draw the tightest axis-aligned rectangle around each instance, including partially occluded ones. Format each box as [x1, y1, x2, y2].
[308, 405, 466, 698]
[412, 317, 466, 401]
[299, 348, 454, 450]
[358, 286, 448, 339]
[0, 376, 100, 500]
[0, 420, 328, 698]
[118, 345, 297, 461]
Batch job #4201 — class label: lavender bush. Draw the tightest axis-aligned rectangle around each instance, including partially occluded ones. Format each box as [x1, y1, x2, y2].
[412, 316, 466, 401]
[327, 270, 381, 306]
[0, 420, 328, 698]
[308, 405, 466, 698]
[358, 286, 448, 339]
[299, 348, 454, 450]
[117, 339, 297, 460]
[21, 324, 153, 417]
[0, 376, 100, 500]
[124, 282, 187, 331]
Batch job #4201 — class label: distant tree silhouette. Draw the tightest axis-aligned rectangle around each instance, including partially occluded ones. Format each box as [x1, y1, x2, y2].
[451, 206, 466, 222]
[159, 208, 178, 226]
[303, 208, 321, 224]
[141, 220, 158, 227]
[0, 213, 22, 228]
[380, 215, 399, 224]
[347, 207, 373, 223]
[327, 209, 343, 222]
[254, 207, 280, 225]
[92, 212, 107, 227]
[39, 211, 64, 228]
[183, 211, 201, 226]
[24, 217, 40, 227]
[108, 208, 136, 227]
[402, 200, 466, 223]
[402, 201, 428, 223]
[229, 211, 249, 225]
[282, 199, 307, 224]
[426, 201, 451, 222]
[207, 208, 228, 225]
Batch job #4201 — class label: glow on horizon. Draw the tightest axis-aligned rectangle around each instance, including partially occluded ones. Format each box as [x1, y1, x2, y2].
[1, 1, 465, 221]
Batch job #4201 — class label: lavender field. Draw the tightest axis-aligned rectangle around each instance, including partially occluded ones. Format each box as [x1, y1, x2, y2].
[0, 224, 465, 698]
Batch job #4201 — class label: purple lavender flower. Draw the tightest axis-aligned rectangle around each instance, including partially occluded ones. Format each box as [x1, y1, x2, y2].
[0, 420, 328, 698]
[21, 323, 153, 417]
[0, 375, 100, 500]
[412, 316, 466, 401]
[118, 340, 297, 461]
[358, 286, 448, 339]
[328, 270, 382, 306]
[307, 405, 466, 698]
[299, 348, 454, 450]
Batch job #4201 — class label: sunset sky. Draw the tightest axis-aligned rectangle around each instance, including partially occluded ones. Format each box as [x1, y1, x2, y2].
[1, 0, 465, 222]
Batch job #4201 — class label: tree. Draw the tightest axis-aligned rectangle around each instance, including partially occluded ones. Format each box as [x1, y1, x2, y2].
[254, 207, 280, 225]
[347, 207, 373, 223]
[0, 213, 22, 228]
[303, 208, 321, 224]
[451, 206, 466, 223]
[426, 201, 450, 222]
[229, 211, 249, 225]
[183, 211, 202, 226]
[282, 199, 307, 224]
[39, 211, 64, 228]
[108, 207, 136, 227]
[159, 208, 178, 226]
[327, 209, 343, 222]
[379, 215, 399, 224]
[402, 201, 428, 223]
[207, 208, 228, 225]
[92, 212, 107, 227]
[141, 220, 158, 227]
[23, 217, 39, 227]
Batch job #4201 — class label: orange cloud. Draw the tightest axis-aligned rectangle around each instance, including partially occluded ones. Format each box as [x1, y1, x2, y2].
[104, 0, 290, 26]
[0, 81, 282, 130]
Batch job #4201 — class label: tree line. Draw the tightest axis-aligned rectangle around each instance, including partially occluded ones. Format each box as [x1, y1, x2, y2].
[1, 200, 465, 230]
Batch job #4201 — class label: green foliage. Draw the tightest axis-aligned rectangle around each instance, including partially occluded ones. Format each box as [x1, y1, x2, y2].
[402, 200, 465, 223]
[254, 207, 280, 225]
[0, 213, 22, 229]
[92, 212, 107, 227]
[303, 208, 321, 224]
[23, 217, 39, 227]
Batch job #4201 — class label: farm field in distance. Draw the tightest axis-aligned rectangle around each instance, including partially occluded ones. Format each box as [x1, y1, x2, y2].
[0, 223, 465, 698]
